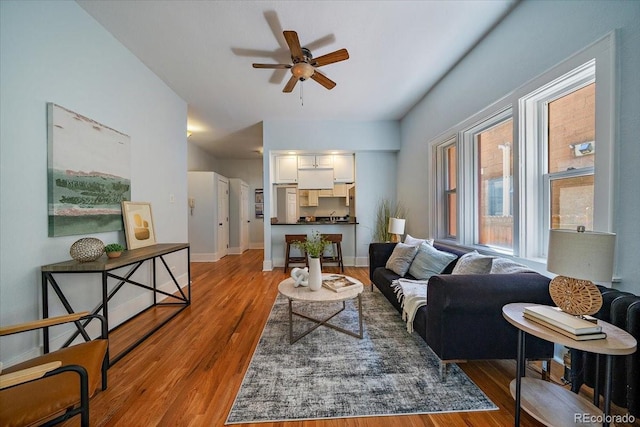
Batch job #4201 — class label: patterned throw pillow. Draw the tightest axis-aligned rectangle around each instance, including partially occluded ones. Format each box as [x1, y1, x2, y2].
[451, 251, 494, 275]
[385, 243, 420, 277]
[408, 242, 458, 280]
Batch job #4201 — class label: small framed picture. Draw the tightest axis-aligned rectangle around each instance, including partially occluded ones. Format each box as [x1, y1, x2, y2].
[122, 201, 157, 249]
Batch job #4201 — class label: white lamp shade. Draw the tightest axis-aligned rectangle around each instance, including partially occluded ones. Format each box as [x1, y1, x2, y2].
[388, 217, 406, 235]
[547, 229, 615, 282]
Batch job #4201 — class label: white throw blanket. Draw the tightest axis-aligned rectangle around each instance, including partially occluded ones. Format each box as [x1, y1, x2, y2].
[391, 279, 428, 333]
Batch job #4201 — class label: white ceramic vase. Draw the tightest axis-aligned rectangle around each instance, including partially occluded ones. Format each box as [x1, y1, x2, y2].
[307, 256, 322, 291]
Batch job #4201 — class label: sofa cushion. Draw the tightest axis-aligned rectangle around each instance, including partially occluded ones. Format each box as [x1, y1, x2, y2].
[385, 242, 419, 276]
[451, 251, 494, 275]
[408, 242, 458, 280]
[404, 234, 434, 247]
[490, 257, 534, 274]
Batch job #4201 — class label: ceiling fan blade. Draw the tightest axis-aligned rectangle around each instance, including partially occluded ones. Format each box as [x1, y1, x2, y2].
[283, 75, 298, 93]
[253, 63, 292, 69]
[283, 30, 303, 61]
[313, 49, 349, 67]
[310, 72, 336, 90]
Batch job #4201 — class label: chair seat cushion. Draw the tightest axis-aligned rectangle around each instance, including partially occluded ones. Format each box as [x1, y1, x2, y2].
[0, 339, 107, 427]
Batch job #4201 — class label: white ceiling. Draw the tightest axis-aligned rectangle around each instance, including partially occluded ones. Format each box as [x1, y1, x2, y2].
[78, 0, 516, 159]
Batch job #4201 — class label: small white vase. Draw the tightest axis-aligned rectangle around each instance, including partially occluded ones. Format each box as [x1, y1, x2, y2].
[307, 256, 322, 291]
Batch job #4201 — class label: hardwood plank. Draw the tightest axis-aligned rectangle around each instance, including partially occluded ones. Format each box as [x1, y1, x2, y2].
[59, 250, 638, 426]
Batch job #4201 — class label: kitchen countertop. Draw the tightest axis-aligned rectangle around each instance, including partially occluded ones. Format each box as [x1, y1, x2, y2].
[272, 220, 358, 225]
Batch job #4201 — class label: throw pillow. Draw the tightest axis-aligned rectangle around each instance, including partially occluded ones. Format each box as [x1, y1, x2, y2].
[408, 242, 458, 280]
[451, 251, 494, 275]
[385, 243, 420, 277]
[490, 257, 534, 274]
[404, 234, 434, 247]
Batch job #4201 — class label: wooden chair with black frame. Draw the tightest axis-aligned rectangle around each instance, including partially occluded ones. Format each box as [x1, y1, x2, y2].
[0, 311, 109, 427]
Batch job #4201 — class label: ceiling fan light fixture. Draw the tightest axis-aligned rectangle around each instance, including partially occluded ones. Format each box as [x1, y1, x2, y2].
[291, 62, 314, 80]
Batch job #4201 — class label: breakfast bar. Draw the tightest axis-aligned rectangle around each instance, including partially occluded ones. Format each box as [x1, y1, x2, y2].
[272, 218, 358, 269]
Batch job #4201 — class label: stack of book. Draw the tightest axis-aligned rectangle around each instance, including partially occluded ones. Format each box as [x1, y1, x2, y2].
[523, 305, 606, 341]
[322, 275, 359, 293]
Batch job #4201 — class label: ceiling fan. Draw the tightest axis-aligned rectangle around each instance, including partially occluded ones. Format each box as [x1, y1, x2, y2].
[252, 30, 349, 93]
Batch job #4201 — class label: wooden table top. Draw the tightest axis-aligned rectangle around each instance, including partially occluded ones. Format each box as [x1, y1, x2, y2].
[41, 243, 189, 272]
[503, 302, 637, 356]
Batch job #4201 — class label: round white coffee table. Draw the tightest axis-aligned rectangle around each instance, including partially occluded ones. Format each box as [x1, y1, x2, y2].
[278, 274, 364, 344]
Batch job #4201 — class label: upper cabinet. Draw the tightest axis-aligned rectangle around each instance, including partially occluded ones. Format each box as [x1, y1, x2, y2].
[274, 155, 298, 183]
[298, 155, 333, 169]
[333, 154, 355, 183]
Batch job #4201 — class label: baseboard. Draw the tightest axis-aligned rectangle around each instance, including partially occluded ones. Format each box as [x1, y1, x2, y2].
[228, 247, 243, 255]
[263, 259, 273, 271]
[355, 256, 369, 267]
[250, 243, 264, 250]
[192, 252, 219, 262]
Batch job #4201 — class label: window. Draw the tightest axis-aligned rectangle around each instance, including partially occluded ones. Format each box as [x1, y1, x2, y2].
[434, 139, 457, 239]
[445, 144, 457, 238]
[547, 84, 595, 230]
[430, 33, 615, 263]
[458, 109, 513, 252]
[476, 118, 513, 250]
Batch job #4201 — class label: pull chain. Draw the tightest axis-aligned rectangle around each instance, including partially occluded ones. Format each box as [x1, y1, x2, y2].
[299, 81, 304, 106]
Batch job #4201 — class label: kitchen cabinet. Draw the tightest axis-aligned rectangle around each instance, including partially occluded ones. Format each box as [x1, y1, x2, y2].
[332, 183, 347, 197]
[298, 155, 333, 169]
[274, 155, 298, 183]
[298, 189, 319, 207]
[315, 184, 348, 198]
[333, 154, 355, 182]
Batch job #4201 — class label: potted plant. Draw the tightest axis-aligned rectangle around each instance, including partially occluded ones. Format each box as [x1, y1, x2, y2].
[293, 231, 329, 291]
[104, 243, 125, 259]
[374, 198, 407, 242]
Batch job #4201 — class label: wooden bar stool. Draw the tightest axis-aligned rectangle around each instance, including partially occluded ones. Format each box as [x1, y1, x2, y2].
[284, 234, 308, 274]
[321, 234, 344, 272]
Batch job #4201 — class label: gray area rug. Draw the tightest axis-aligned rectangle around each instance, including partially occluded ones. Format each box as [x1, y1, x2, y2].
[226, 289, 497, 424]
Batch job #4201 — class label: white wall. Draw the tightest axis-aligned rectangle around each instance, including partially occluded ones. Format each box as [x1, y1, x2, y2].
[0, 1, 188, 364]
[262, 120, 400, 269]
[399, 1, 640, 294]
[187, 142, 217, 172]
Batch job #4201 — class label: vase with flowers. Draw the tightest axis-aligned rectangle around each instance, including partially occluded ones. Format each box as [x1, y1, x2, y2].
[293, 231, 329, 291]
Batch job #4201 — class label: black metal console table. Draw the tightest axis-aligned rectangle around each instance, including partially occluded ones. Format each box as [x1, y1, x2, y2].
[41, 243, 190, 366]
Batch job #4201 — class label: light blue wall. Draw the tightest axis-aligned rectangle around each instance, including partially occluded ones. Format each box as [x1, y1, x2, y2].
[399, 0, 640, 294]
[262, 120, 400, 268]
[0, 1, 188, 364]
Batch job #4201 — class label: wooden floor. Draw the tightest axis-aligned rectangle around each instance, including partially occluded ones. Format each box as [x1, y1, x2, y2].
[62, 250, 635, 426]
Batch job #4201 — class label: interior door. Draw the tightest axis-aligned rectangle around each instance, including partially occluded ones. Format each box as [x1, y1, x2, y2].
[286, 189, 297, 224]
[217, 178, 229, 258]
[240, 183, 249, 252]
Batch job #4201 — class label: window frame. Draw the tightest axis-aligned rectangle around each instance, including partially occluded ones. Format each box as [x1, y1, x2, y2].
[428, 32, 616, 265]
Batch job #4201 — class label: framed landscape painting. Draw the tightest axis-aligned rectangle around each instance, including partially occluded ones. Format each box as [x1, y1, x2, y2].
[122, 201, 157, 250]
[47, 103, 131, 237]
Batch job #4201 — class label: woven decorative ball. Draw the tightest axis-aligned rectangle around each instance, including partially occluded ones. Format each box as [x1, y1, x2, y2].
[549, 276, 603, 316]
[70, 238, 105, 262]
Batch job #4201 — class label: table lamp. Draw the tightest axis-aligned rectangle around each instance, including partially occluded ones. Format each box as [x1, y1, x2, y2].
[388, 218, 405, 243]
[547, 227, 615, 316]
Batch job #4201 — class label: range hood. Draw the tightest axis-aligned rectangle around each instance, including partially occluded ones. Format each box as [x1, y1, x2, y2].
[297, 169, 334, 189]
